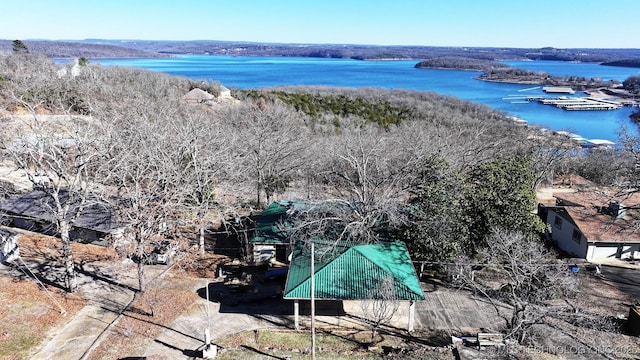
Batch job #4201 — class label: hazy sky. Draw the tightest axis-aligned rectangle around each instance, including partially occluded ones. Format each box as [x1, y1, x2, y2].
[1, 0, 638, 48]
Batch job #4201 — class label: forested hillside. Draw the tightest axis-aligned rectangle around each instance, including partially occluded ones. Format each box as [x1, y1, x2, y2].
[0, 40, 168, 58]
[414, 56, 512, 71]
[3, 39, 640, 64]
[0, 52, 632, 260]
[3, 50, 640, 348]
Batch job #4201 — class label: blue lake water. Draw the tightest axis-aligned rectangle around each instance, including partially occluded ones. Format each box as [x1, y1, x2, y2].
[93, 56, 640, 142]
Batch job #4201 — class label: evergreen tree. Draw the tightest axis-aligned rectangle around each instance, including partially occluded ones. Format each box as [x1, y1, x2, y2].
[12, 39, 29, 53]
[402, 155, 470, 262]
[465, 153, 546, 249]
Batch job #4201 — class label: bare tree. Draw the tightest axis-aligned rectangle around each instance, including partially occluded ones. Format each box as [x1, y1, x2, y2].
[223, 100, 310, 208]
[173, 110, 234, 255]
[616, 126, 640, 189]
[528, 142, 575, 188]
[451, 230, 579, 343]
[5, 113, 107, 292]
[104, 112, 183, 293]
[360, 275, 400, 344]
[292, 125, 422, 247]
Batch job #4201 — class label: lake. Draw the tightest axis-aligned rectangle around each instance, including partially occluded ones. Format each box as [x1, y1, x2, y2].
[93, 56, 640, 142]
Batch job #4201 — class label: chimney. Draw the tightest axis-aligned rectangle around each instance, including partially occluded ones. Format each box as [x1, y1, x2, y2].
[608, 201, 626, 219]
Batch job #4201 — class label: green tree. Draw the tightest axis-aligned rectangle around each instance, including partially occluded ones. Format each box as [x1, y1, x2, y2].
[78, 57, 89, 66]
[12, 39, 29, 53]
[403, 155, 470, 262]
[465, 153, 546, 249]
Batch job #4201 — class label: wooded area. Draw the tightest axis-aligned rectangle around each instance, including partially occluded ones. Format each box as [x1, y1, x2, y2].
[3, 39, 640, 64]
[2, 50, 640, 348]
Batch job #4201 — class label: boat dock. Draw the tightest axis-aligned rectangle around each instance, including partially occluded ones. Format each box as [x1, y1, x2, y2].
[542, 86, 576, 94]
[537, 97, 622, 111]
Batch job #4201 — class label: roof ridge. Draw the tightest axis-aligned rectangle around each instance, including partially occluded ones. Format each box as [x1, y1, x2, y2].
[346, 243, 424, 299]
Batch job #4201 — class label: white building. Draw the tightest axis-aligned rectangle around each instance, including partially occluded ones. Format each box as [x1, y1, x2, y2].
[542, 191, 640, 260]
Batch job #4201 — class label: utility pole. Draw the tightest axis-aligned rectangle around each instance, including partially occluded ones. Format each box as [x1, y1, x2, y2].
[311, 241, 316, 360]
[203, 279, 217, 359]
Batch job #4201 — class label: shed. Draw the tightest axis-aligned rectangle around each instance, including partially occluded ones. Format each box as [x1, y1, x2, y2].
[284, 240, 424, 331]
[0, 190, 123, 246]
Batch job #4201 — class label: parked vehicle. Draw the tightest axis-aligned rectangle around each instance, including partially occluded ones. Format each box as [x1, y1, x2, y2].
[130, 240, 176, 265]
[149, 241, 176, 265]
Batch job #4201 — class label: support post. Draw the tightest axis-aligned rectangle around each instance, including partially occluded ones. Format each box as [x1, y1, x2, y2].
[311, 242, 316, 360]
[294, 299, 300, 330]
[408, 300, 415, 332]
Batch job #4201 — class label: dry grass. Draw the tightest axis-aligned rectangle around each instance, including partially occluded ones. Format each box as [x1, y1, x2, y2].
[16, 232, 117, 263]
[217, 329, 386, 360]
[0, 277, 85, 360]
[0, 232, 115, 359]
[171, 253, 230, 278]
[3, 230, 221, 359]
[214, 328, 455, 360]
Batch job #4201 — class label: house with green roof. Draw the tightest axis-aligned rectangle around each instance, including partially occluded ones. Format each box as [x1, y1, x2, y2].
[284, 240, 424, 331]
[251, 200, 424, 331]
[250, 200, 302, 264]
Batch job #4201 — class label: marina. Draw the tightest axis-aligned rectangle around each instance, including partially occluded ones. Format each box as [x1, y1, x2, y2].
[537, 96, 623, 111]
[503, 92, 633, 111]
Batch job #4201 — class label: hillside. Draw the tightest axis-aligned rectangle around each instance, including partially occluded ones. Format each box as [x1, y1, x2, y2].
[414, 56, 512, 71]
[4, 39, 640, 63]
[603, 58, 640, 68]
[0, 40, 168, 58]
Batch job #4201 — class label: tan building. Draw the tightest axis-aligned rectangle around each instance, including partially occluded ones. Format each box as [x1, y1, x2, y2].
[541, 191, 640, 260]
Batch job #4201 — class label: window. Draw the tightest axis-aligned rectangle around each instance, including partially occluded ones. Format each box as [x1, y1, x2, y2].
[572, 229, 581, 243]
[554, 216, 563, 229]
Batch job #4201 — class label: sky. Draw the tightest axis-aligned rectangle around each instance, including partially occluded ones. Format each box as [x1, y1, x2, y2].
[1, 0, 638, 49]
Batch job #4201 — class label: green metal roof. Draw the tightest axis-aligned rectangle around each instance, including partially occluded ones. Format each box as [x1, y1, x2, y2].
[283, 241, 425, 301]
[251, 200, 317, 245]
[251, 201, 290, 245]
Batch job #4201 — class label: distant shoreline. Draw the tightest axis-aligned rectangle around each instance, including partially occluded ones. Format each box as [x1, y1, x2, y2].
[4, 39, 640, 64]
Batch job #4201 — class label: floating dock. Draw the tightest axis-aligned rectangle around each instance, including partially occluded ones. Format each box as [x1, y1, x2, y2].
[543, 86, 576, 94]
[537, 97, 622, 111]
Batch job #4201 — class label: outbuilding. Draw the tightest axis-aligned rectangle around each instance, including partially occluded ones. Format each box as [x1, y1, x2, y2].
[0, 190, 123, 246]
[284, 240, 425, 331]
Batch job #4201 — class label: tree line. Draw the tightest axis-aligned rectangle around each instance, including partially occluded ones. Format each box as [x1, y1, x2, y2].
[5, 39, 640, 64]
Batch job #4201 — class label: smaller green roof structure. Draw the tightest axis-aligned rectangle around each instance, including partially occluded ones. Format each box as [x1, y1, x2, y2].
[284, 241, 425, 301]
[251, 201, 290, 245]
[251, 200, 314, 245]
